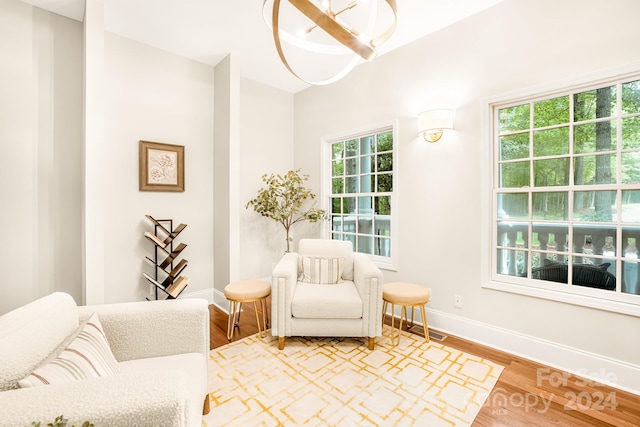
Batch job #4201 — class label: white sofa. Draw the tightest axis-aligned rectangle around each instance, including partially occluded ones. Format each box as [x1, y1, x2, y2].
[271, 238, 384, 350]
[0, 292, 209, 427]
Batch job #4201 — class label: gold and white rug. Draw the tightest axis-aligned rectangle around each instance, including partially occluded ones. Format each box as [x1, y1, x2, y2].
[204, 327, 503, 426]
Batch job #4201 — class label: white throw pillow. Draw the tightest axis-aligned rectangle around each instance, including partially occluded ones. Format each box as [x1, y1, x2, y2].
[299, 256, 343, 284]
[18, 313, 119, 388]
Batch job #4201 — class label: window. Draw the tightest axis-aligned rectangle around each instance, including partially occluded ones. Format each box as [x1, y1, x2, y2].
[324, 123, 397, 270]
[488, 72, 640, 314]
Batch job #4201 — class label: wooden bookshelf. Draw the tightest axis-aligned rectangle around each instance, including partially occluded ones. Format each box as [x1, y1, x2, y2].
[143, 215, 189, 300]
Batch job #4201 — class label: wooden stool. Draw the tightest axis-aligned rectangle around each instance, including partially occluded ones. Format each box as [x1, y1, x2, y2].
[224, 280, 271, 340]
[382, 282, 430, 345]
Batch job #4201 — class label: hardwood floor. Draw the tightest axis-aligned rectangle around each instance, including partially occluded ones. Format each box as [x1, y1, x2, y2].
[208, 302, 640, 426]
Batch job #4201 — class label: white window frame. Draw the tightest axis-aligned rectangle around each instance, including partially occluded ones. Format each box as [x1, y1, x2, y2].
[481, 61, 640, 317]
[321, 120, 399, 271]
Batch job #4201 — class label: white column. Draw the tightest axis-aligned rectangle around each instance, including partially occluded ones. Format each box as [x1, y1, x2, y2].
[82, 0, 105, 304]
[228, 57, 241, 283]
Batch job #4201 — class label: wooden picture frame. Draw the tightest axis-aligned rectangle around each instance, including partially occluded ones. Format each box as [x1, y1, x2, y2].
[139, 141, 185, 192]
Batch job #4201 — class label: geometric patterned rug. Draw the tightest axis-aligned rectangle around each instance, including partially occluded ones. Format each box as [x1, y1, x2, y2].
[203, 326, 503, 426]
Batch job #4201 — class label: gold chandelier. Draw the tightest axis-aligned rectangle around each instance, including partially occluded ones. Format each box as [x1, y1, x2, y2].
[263, 0, 398, 85]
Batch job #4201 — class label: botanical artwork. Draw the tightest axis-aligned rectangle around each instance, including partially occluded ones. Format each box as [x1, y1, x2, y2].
[148, 149, 178, 185]
[139, 141, 184, 192]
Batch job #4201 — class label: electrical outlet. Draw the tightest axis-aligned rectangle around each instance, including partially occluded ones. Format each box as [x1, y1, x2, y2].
[454, 294, 462, 308]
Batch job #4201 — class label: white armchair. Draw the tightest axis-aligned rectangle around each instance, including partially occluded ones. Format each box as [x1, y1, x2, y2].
[0, 292, 209, 427]
[271, 238, 384, 350]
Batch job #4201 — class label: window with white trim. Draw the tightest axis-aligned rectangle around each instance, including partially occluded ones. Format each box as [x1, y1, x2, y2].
[489, 72, 640, 311]
[324, 124, 397, 270]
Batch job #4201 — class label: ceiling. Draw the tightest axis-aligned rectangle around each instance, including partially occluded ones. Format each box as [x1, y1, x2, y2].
[20, 0, 504, 93]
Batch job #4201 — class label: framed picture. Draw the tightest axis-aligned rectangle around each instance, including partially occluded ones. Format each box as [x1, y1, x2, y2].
[139, 140, 185, 192]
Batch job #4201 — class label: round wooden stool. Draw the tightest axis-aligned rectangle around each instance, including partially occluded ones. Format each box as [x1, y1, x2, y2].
[382, 282, 430, 345]
[224, 279, 271, 340]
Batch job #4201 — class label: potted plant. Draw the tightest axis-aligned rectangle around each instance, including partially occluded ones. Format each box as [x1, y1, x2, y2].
[246, 169, 328, 252]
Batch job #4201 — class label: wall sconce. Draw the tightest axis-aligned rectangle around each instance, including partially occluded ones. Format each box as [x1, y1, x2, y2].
[418, 108, 455, 143]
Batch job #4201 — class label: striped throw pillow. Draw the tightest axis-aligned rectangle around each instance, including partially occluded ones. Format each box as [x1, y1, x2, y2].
[299, 256, 343, 284]
[18, 313, 119, 388]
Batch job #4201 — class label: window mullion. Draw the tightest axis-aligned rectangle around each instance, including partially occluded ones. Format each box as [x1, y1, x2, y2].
[491, 72, 640, 310]
[324, 124, 395, 264]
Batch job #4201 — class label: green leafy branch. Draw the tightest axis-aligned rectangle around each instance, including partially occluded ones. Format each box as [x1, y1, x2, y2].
[30, 415, 93, 427]
[246, 169, 328, 252]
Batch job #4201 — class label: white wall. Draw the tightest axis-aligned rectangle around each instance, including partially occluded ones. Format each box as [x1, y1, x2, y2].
[239, 78, 294, 280]
[104, 33, 215, 303]
[0, 0, 83, 313]
[294, 0, 640, 367]
[0, 0, 218, 310]
[0, 0, 295, 312]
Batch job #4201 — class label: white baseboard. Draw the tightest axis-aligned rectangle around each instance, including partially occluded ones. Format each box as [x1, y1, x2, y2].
[212, 288, 228, 312]
[184, 285, 265, 313]
[423, 308, 640, 396]
[179, 288, 215, 305]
